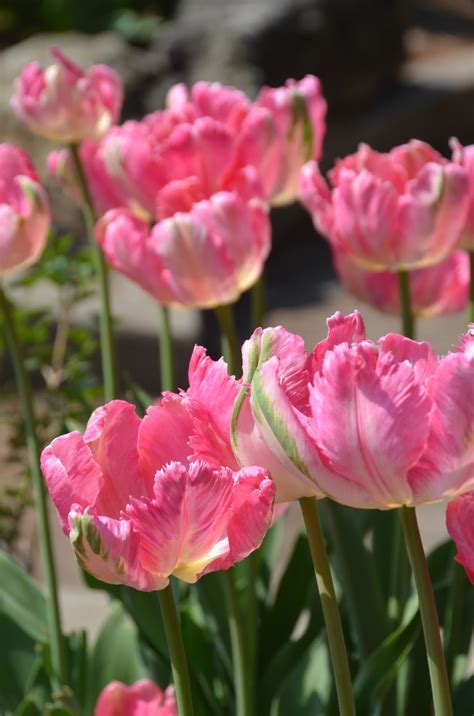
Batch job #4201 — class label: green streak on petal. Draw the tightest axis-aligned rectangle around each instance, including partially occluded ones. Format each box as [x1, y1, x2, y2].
[82, 513, 101, 555]
[252, 369, 312, 479]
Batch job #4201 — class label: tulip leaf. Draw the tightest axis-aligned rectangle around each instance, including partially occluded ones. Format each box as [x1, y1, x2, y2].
[321, 501, 389, 658]
[353, 607, 420, 714]
[0, 613, 40, 712]
[0, 551, 47, 642]
[86, 601, 148, 712]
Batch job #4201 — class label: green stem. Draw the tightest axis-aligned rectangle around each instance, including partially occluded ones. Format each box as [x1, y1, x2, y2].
[214, 303, 241, 378]
[158, 584, 195, 716]
[159, 304, 176, 391]
[398, 506, 453, 716]
[250, 274, 266, 330]
[0, 285, 66, 686]
[397, 270, 415, 339]
[299, 497, 356, 716]
[469, 250, 474, 323]
[69, 143, 118, 401]
[223, 570, 252, 716]
[246, 550, 260, 711]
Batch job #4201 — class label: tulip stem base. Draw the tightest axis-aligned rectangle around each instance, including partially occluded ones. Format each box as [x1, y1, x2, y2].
[299, 496, 356, 716]
[215, 303, 241, 378]
[399, 506, 453, 716]
[397, 269, 415, 339]
[158, 584, 194, 716]
[159, 304, 175, 391]
[250, 274, 266, 330]
[469, 250, 474, 323]
[223, 569, 253, 716]
[0, 285, 66, 687]
[69, 143, 118, 401]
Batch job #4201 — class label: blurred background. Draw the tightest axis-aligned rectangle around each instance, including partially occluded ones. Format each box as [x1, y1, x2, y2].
[0, 0, 473, 635]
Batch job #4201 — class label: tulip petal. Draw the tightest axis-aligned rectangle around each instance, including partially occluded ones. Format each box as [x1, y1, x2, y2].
[41, 432, 103, 532]
[408, 347, 474, 502]
[309, 342, 432, 508]
[83, 401, 146, 516]
[446, 493, 474, 584]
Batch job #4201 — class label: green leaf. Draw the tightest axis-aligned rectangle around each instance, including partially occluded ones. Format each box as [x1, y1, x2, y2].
[0, 551, 47, 642]
[321, 501, 389, 658]
[86, 601, 147, 712]
[353, 606, 420, 714]
[0, 613, 40, 712]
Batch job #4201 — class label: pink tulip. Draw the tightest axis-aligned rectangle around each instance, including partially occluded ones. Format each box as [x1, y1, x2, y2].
[96, 188, 270, 309]
[166, 80, 251, 132]
[232, 312, 474, 507]
[299, 140, 469, 270]
[0, 144, 50, 275]
[252, 75, 327, 206]
[451, 138, 474, 250]
[94, 679, 177, 716]
[41, 395, 274, 589]
[334, 248, 469, 318]
[12, 47, 123, 143]
[446, 491, 474, 584]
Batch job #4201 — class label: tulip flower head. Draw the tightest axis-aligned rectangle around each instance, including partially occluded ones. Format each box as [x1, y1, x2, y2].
[299, 140, 469, 271]
[12, 48, 123, 143]
[0, 143, 50, 275]
[232, 312, 474, 507]
[41, 396, 274, 590]
[446, 490, 474, 584]
[94, 679, 177, 716]
[334, 248, 469, 318]
[96, 184, 271, 309]
[451, 138, 474, 250]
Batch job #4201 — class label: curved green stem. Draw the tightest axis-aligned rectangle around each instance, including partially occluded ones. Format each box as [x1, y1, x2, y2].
[158, 584, 195, 716]
[0, 285, 66, 686]
[159, 304, 176, 391]
[223, 570, 252, 716]
[250, 274, 266, 330]
[469, 250, 474, 323]
[399, 506, 453, 716]
[69, 143, 118, 401]
[299, 497, 356, 716]
[397, 270, 415, 339]
[214, 303, 241, 378]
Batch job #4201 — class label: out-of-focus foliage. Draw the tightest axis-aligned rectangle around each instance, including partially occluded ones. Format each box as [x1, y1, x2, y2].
[0, 0, 174, 48]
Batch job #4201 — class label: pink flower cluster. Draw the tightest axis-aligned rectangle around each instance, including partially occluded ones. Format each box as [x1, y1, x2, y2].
[12, 50, 326, 309]
[94, 679, 177, 716]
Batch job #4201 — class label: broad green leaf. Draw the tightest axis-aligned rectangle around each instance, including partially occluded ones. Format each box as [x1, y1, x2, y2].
[321, 501, 389, 657]
[0, 551, 47, 642]
[354, 606, 420, 715]
[86, 601, 147, 712]
[0, 613, 40, 712]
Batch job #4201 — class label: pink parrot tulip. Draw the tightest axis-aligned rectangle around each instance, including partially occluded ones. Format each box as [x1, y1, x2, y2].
[12, 47, 123, 143]
[446, 491, 474, 584]
[94, 680, 176, 716]
[0, 143, 50, 275]
[96, 187, 270, 309]
[334, 248, 469, 318]
[232, 312, 474, 507]
[299, 140, 469, 270]
[451, 138, 474, 250]
[41, 394, 274, 590]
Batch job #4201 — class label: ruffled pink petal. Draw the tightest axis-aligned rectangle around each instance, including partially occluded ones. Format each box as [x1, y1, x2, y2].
[377, 334, 438, 384]
[446, 493, 474, 584]
[137, 395, 194, 491]
[309, 341, 432, 508]
[41, 432, 104, 532]
[310, 310, 366, 373]
[200, 467, 275, 576]
[298, 161, 334, 239]
[83, 401, 146, 516]
[408, 345, 474, 503]
[185, 346, 240, 469]
[94, 679, 177, 716]
[69, 507, 161, 591]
